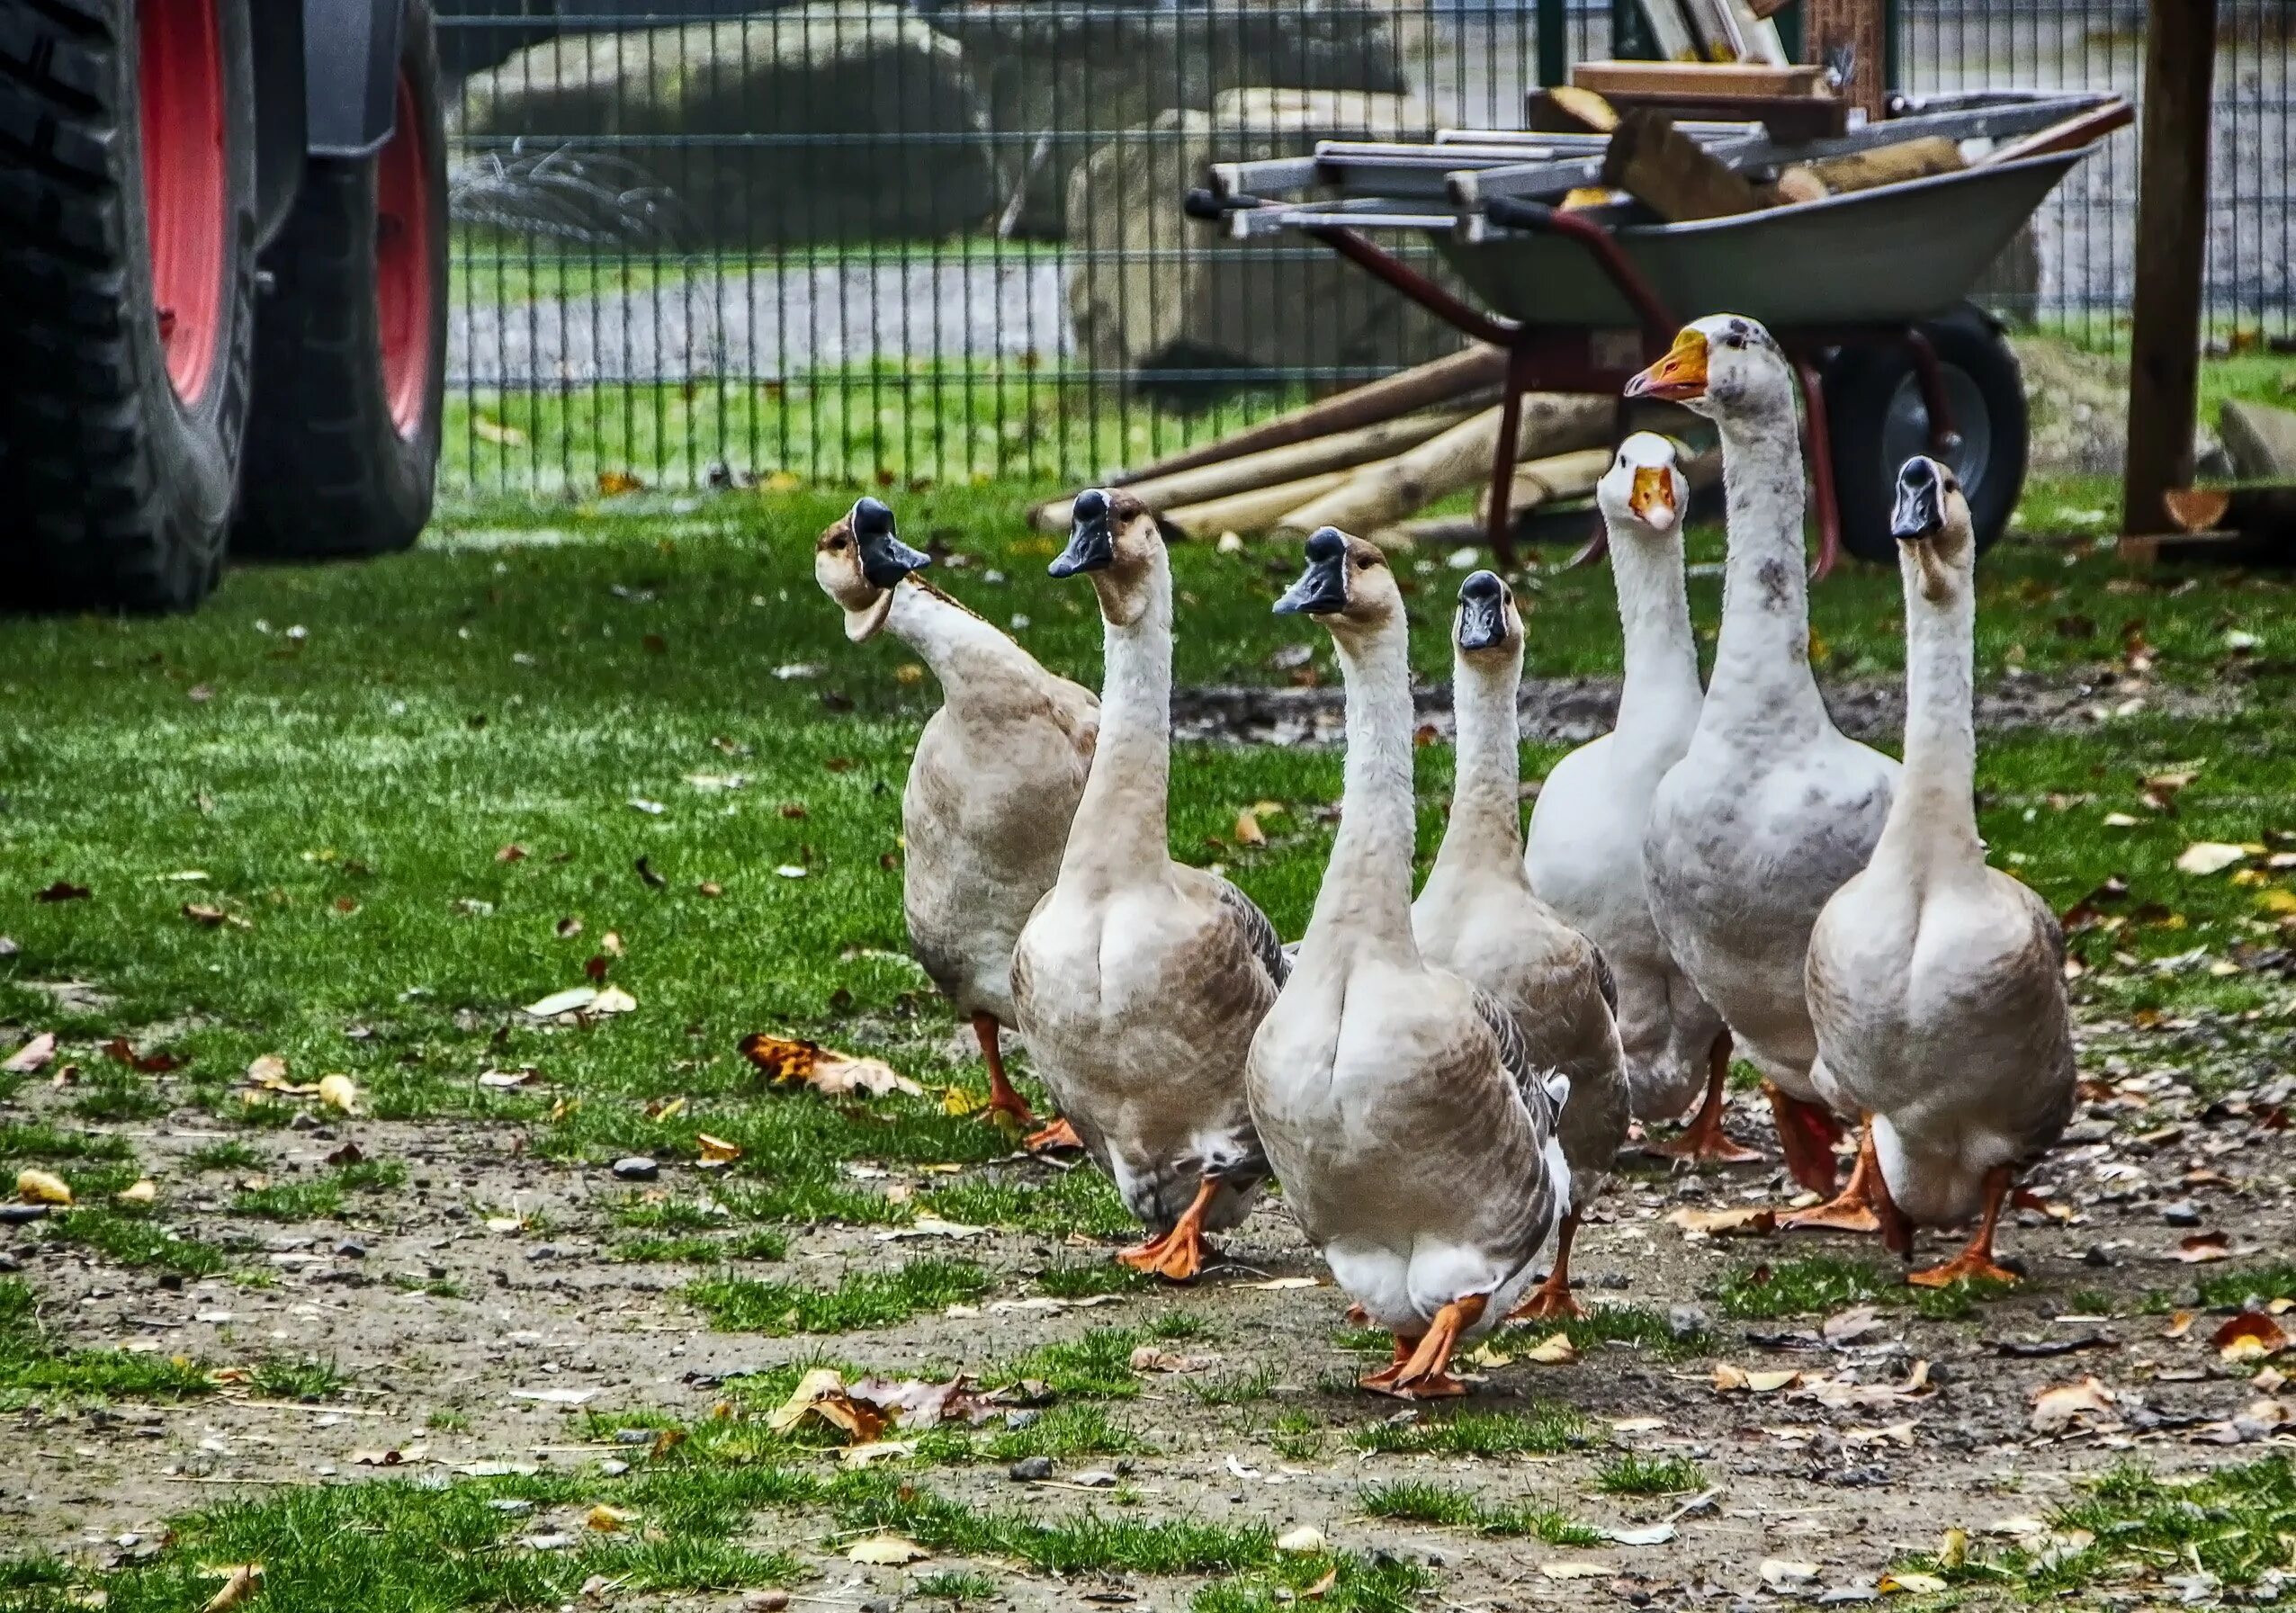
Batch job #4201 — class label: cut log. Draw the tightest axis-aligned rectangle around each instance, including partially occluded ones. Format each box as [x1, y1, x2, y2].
[1031, 407, 1480, 532]
[1473, 447, 1618, 524]
[1572, 60, 1827, 98]
[1547, 85, 1620, 131]
[1771, 136, 1966, 202]
[1275, 396, 1613, 535]
[1108, 345, 1505, 488]
[1601, 109, 1762, 222]
[2220, 399, 2296, 482]
[1161, 471, 1355, 539]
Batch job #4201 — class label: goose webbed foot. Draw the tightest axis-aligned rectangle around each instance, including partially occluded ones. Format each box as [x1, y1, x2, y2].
[1907, 1165, 2018, 1288]
[971, 1012, 1039, 1130]
[1654, 1035, 1763, 1165]
[1371, 1295, 1488, 1401]
[1023, 1116, 1082, 1154]
[1116, 1176, 1218, 1283]
[1509, 1211, 1587, 1321]
[1344, 1302, 1370, 1325]
[1764, 1081, 1847, 1196]
[1358, 1333, 1419, 1393]
[1782, 1120, 1882, 1234]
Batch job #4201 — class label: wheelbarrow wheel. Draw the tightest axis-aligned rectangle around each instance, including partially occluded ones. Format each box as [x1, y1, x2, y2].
[1823, 303, 2027, 565]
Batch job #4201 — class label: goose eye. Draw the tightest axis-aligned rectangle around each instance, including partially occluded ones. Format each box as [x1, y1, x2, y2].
[1355, 555, 1377, 570]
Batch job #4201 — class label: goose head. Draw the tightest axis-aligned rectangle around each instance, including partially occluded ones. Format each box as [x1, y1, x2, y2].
[1595, 431, 1689, 538]
[1626, 314, 1794, 426]
[816, 496, 930, 642]
[1890, 454, 1974, 604]
[1050, 488, 1161, 626]
[1272, 526, 1399, 644]
[1453, 569, 1521, 661]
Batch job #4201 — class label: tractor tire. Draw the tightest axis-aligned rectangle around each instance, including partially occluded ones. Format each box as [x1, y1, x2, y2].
[1823, 303, 2028, 565]
[234, 0, 445, 560]
[0, 0, 259, 613]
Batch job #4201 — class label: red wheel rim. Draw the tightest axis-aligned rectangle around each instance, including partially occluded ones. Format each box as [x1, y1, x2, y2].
[138, 0, 227, 406]
[375, 69, 434, 438]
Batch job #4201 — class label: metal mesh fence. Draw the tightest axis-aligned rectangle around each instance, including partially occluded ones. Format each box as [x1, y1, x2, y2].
[437, 0, 2292, 496]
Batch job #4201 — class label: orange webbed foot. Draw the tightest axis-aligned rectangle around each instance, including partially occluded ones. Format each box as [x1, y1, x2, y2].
[1023, 1116, 1082, 1154]
[1907, 1251, 2018, 1289]
[1507, 1279, 1586, 1322]
[1766, 1083, 1847, 1196]
[1782, 1119, 1881, 1233]
[1654, 1035, 1763, 1164]
[1385, 1295, 1487, 1401]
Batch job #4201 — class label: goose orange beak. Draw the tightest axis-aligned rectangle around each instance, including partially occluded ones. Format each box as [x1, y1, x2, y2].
[1625, 329, 1709, 402]
[1628, 464, 1678, 530]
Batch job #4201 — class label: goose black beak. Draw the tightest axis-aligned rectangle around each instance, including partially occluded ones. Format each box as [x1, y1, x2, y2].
[1891, 456, 1947, 542]
[851, 497, 931, 587]
[1051, 488, 1116, 578]
[1456, 569, 1508, 650]
[1273, 527, 1350, 615]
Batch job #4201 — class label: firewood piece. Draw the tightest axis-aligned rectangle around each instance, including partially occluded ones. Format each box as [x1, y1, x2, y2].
[1031, 408, 1480, 533]
[1275, 396, 1613, 535]
[2163, 487, 2231, 534]
[1978, 100, 2135, 167]
[1548, 85, 1619, 132]
[1473, 447, 1617, 524]
[1161, 471, 1355, 540]
[1106, 345, 1506, 489]
[1770, 136, 1967, 202]
[1601, 109, 1762, 222]
[1573, 59, 1827, 98]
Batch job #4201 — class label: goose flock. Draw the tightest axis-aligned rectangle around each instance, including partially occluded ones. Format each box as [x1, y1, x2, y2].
[813, 312, 2076, 1399]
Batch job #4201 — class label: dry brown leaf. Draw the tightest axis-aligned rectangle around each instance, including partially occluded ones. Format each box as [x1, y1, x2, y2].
[739, 1033, 921, 1098]
[1714, 1362, 1801, 1394]
[1666, 1205, 1777, 1238]
[317, 1073, 358, 1114]
[202, 1564, 264, 1613]
[1129, 1346, 1221, 1374]
[182, 902, 248, 929]
[2173, 1232, 2235, 1263]
[765, 1368, 886, 1444]
[246, 1053, 290, 1085]
[116, 1179, 158, 1205]
[1233, 810, 1267, 847]
[1521, 1331, 1578, 1365]
[15, 1169, 71, 1206]
[3, 1033, 58, 1075]
[1301, 1566, 1341, 1600]
[845, 1536, 927, 1566]
[585, 1505, 633, 1532]
[695, 1132, 742, 1165]
[2212, 1312, 2291, 1360]
[2030, 1375, 2119, 1434]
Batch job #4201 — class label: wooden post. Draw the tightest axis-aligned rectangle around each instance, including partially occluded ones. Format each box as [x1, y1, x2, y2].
[1799, 0, 1885, 118]
[2121, 0, 2219, 540]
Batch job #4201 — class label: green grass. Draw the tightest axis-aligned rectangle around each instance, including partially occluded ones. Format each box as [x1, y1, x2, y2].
[184, 1139, 266, 1172]
[1915, 1456, 2296, 1599]
[248, 1357, 347, 1401]
[1484, 1302, 1711, 1362]
[2194, 1264, 2296, 1308]
[1711, 1255, 2012, 1321]
[1595, 1453, 1707, 1496]
[1193, 1556, 1433, 1613]
[69, 1071, 171, 1123]
[610, 1229, 787, 1263]
[1349, 1405, 1587, 1458]
[681, 1258, 991, 1334]
[925, 1168, 1137, 1240]
[0, 1278, 213, 1409]
[913, 1571, 1001, 1601]
[46, 1206, 230, 1278]
[0, 1124, 136, 1164]
[1034, 1259, 1151, 1299]
[1359, 1480, 1601, 1546]
[230, 1159, 408, 1220]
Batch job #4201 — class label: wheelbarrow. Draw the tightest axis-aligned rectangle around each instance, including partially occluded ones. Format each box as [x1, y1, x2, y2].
[1185, 92, 2130, 572]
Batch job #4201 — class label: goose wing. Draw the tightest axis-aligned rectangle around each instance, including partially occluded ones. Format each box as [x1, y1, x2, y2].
[1211, 875, 1291, 990]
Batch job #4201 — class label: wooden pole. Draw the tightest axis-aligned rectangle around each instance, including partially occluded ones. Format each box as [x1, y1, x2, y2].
[2121, 0, 2218, 540]
[1799, 0, 1885, 119]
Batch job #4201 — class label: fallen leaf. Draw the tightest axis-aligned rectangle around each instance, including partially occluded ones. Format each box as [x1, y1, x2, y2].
[1878, 1571, 1948, 1595]
[182, 902, 248, 929]
[3, 1034, 56, 1075]
[2212, 1313, 2290, 1360]
[2030, 1375, 2119, 1434]
[479, 1068, 542, 1089]
[35, 881, 91, 902]
[317, 1073, 358, 1114]
[104, 1038, 184, 1073]
[202, 1564, 263, 1612]
[591, 986, 637, 1015]
[2176, 841, 2249, 875]
[1301, 1565, 1340, 1600]
[525, 985, 599, 1018]
[247, 1053, 290, 1085]
[874, 1217, 983, 1241]
[1604, 1522, 1678, 1546]
[1714, 1363, 1802, 1394]
[645, 1097, 686, 1123]
[1276, 1525, 1326, 1555]
[845, 1536, 927, 1566]
[596, 470, 644, 497]
[115, 1179, 157, 1205]
[1760, 1559, 1820, 1591]
[695, 1133, 742, 1165]
[839, 1438, 919, 1468]
[1129, 1347, 1222, 1374]
[1238, 1277, 1322, 1291]
[1822, 1304, 1884, 1345]
[739, 1033, 921, 1098]
[767, 1368, 886, 1443]
[1521, 1332, 1578, 1365]
[1938, 1527, 1969, 1568]
[1538, 1562, 1609, 1580]
[2174, 1232, 2235, 1263]
[1233, 810, 1267, 847]
[15, 1169, 72, 1206]
[1666, 1205, 1777, 1238]
[584, 1505, 632, 1532]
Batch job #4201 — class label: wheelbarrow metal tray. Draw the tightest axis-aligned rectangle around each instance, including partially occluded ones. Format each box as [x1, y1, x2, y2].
[1437, 151, 2084, 327]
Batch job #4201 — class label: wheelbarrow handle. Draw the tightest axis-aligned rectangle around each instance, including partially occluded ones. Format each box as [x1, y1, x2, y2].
[1478, 198, 1677, 347]
[1183, 188, 1232, 222]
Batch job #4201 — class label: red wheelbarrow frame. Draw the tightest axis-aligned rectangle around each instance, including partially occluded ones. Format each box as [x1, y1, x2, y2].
[1299, 201, 1960, 577]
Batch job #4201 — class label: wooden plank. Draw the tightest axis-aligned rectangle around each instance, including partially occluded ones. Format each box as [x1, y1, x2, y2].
[1573, 59, 1828, 97]
[1106, 345, 1505, 488]
[2121, 0, 2219, 537]
[1529, 86, 1846, 139]
[1978, 99, 2137, 166]
[1600, 108, 1763, 221]
[1798, 0, 1886, 117]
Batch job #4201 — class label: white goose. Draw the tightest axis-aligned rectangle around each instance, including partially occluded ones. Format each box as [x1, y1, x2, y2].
[1524, 435, 1747, 1163]
[1806, 458, 2075, 1285]
[1249, 528, 1572, 1398]
[813, 497, 1095, 1139]
[1009, 489, 1285, 1280]
[1415, 569, 1627, 1319]
[1628, 317, 1899, 1229]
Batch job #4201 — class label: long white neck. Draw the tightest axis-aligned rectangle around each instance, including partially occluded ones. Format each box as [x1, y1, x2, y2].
[1707, 403, 1828, 734]
[1430, 643, 1525, 878]
[1058, 557, 1172, 885]
[1608, 526, 1703, 732]
[1878, 560, 1981, 867]
[886, 579, 1039, 707]
[1298, 616, 1422, 969]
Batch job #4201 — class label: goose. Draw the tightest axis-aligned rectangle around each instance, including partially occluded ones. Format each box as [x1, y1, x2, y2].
[1627, 316, 1899, 1231]
[1415, 569, 1628, 1320]
[814, 497, 1095, 1143]
[1249, 528, 1572, 1397]
[1523, 435, 1749, 1165]
[1009, 489, 1285, 1280]
[1806, 458, 2075, 1286]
